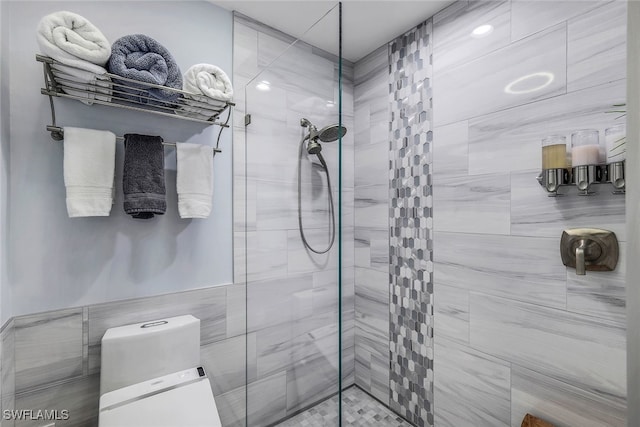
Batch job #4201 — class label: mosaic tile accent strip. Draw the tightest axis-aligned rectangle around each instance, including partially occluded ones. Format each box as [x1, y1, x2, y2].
[388, 19, 434, 427]
[275, 386, 412, 427]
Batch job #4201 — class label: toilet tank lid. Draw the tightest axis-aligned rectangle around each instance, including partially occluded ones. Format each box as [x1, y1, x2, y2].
[101, 315, 199, 341]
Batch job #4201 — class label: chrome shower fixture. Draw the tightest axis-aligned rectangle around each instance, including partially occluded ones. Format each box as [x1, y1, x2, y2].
[300, 118, 347, 155]
[297, 118, 348, 254]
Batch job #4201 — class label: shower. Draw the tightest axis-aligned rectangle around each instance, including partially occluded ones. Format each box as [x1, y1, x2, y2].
[298, 118, 347, 254]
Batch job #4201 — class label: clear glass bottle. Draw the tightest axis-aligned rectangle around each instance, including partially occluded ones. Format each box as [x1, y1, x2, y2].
[571, 129, 600, 167]
[541, 135, 568, 169]
[605, 123, 626, 163]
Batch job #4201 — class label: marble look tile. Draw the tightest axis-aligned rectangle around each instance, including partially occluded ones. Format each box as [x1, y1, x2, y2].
[2, 320, 15, 426]
[244, 76, 288, 129]
[510, 169, 626, 240]
[342, 345, 356, 388]
[354, 185, 388, 229]
[468, 71, 626, 175]
[432, 121, 468, 177]
[248, 371, 287, 427]
[511, 0, 612, 42]
[15, 374, 99, 427]
[284, 89, 341, 136]
[244, 123, 300, 185]
[247, 273, 313, 333]
[354, 51, 389, 109]
[511, 365, 626, 427]
[355, 141, 389, 188]
[216, 386, 246, 427]
[567, 1, 627, 92]
[233, 22, 259, 80]
[354, 227, 388, 272]
[233, 176, 257, 232]
[88, 286, 227, 372]
[257, 32, 335, 101]
[255, 179, 335, 232]
[292, 307, 338, 360]
[354, 45, 388, 87]
[244, 229, 288, 281]
[567, 242, 626, 325]
[433, 24, 567, 126]
[311, 268, 354, 324]
[433, 173, 510, 235]
[287, 229, 339, 275]
[355, 267, 389, 339]
[433, 0, 511, 72]
[434, 232, 566, 308]
[14, 308, 83, 393]
[355, 330, 390, 405]
[254, 324, 294, 382]
[434, 337, 510, 427]
[201, 335, 246, 396]
[433, 284, 469, 344]
[286, 350, 339, 415]
[226, 284, 246, 338]
[233, 232, 247, 284]
[470, 293, 626, 400]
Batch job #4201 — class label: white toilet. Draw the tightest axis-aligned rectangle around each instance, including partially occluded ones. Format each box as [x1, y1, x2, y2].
[98, 315, 223, 427]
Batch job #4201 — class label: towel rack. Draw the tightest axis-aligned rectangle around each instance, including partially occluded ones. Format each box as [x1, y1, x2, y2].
[45, 126, 223, 154]
[37, 54, 233, 154]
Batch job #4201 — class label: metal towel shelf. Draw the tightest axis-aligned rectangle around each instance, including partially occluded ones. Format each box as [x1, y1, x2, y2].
[36, 54, 233, 154]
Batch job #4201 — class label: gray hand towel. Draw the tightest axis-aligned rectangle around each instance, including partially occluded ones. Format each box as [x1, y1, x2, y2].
[123, 134, 166, 219]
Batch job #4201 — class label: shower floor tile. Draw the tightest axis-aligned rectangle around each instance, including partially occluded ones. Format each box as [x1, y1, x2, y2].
[275, 386, 412, 427]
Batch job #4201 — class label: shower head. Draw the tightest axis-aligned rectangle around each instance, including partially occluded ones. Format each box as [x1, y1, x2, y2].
[300, 119, 348, 155]
[317, 124, 347, 142]
[307, 139, 322, 155]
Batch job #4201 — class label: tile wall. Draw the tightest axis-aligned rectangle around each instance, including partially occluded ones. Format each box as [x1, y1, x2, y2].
[388, 21, 435, 427]
[353, 46, 391, 405]
[432, 1, 627, 426]
[232, 12, 356, 426]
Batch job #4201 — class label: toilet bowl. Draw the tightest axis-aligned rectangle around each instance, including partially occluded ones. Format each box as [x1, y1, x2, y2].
[98, 315, 222, 427]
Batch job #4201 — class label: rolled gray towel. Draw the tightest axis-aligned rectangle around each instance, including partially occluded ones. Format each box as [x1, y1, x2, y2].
[108, 34, 182, 104]
[123, 134, 166, 219]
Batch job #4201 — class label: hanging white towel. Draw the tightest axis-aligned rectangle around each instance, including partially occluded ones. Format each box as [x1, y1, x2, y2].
[176, 143, 214, 219]
[63, 127, 116, 217]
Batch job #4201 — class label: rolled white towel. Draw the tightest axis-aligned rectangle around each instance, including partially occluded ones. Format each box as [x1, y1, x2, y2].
[179, 64, 233, 120]
[63, 127, 116, 217]
[37, 11, 112, 104]
[176, 143, 214, 219]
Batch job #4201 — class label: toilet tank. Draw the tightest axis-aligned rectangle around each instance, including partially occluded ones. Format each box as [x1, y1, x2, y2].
[100, 315, 201, 396]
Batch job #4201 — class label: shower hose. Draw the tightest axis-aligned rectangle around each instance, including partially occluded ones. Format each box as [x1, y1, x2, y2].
[298, 136, 336, 254]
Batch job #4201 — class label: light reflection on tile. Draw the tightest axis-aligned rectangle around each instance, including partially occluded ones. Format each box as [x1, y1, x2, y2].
[433, 0, 511, 72]
[433, 24, 567, 126]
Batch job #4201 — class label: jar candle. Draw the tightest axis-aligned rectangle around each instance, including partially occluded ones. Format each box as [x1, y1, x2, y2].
[605, 123, 626, 163]
[541, 135, 568, 169]
[571, 129, 600, 166]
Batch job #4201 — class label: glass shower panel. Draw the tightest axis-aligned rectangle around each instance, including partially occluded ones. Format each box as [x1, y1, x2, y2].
[240, 4, 347, 426]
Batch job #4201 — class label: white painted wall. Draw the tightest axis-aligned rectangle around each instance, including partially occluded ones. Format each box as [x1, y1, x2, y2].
[626, 1, 639, 424]
[5, 1, 233, 316]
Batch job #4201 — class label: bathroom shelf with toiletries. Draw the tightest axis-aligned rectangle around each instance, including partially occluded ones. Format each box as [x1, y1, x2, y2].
[36, 54, 235, 141]
[537, 127, 626, 196]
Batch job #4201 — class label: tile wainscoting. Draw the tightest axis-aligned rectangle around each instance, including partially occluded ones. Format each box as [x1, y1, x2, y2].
[0, 284, 247, 427]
